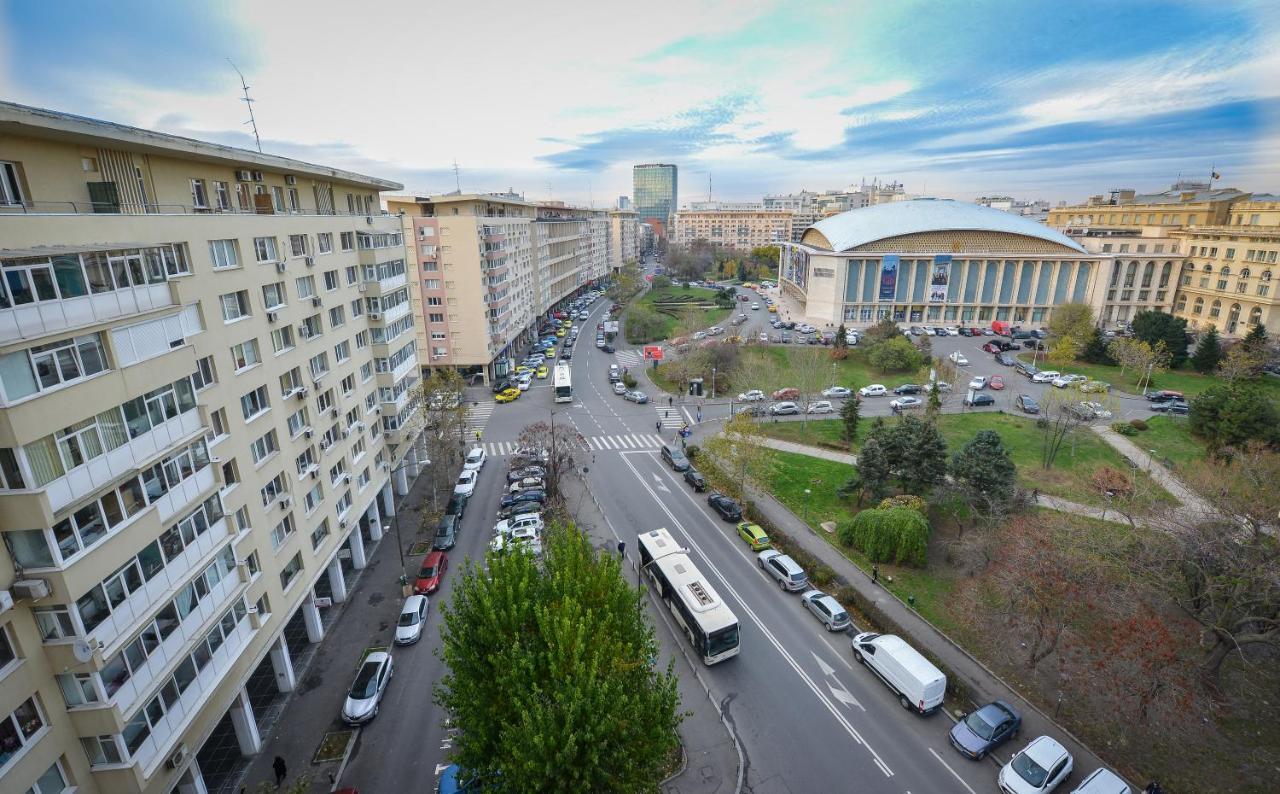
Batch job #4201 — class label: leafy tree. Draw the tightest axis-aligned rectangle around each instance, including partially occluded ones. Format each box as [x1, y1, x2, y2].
[1190, 327, 1222, 373]
[624, 304, 666, 344]
[839, 393, 860, 446]
[1217, 341, 1268, 380]
[863, 317, 902, 346]
[867, 336, 924, 373]
[1131, 309, 1190, 368]
[1188, 383, 1280, 452]
[702, 411, 775, 499]
[436, 526, 682, 792]
[1107, 336, 1169, 387]
[1047, 302, 1095, 362]
[853, 435, 891, 502]
[650, 274, 672, 289]
[837, 507, 930, 566]
[1079, 327, 1116, 365]
[950, 429, 1017, 515]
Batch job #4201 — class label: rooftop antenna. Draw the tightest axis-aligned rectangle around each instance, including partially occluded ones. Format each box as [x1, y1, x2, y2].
[452, 159, 462, 193]
[708, 171, 712, 203]
[227, 60, 261, 153]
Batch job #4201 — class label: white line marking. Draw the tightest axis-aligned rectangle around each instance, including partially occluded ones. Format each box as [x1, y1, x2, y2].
[683, 406, 695, 425]
[929, 747, 978, 794]
[874, 757, 893, 778]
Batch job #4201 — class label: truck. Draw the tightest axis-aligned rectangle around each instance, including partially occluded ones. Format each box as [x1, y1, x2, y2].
[990, 320, 1014, 337]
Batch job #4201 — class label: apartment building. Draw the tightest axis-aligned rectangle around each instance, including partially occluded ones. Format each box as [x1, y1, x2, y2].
[0, 102, 423, 794]
[672, 206, 792, 251]
[607, 208, 640, 271]
[533, 202, 609, 314]
[1173, 195, 1280, 334]
[764, 181, 914, 242]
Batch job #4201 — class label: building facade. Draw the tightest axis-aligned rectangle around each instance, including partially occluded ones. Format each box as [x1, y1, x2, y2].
[1172, 196, 1280, 334]
[780, 199, 1107, 327]
[672, 207, 792, 251]
[608, 208, 639, 271]
[0, 102, 424, 794]
[632, 164, 677, 239]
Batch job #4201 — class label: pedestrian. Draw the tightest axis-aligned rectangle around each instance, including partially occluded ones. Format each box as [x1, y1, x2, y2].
[273, 756, 287, 788]
[668, 395, 673, 407]
[1144, 783, 1164, 794]
[656, 420, 661, 432]
[696, 406, 702, 423]
[872, 565, 879, 584]
[1031, 488, 1040, 502]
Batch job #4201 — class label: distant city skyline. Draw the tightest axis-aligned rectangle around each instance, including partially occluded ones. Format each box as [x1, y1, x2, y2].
[2, 0, 1277, 205]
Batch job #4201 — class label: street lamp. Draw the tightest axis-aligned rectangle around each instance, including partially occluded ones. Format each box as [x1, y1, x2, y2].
[803, 488, 812, 525]
[711, 366, 717, 400]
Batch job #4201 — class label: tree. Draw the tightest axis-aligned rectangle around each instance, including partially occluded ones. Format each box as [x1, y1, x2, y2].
[702, 411, 775, 499]
[950, 429, 1017, 518]
[790, 349, 836, 429]
[515, 418, 586, 499]
[832, 323, 849, 360]
[436, 525, 682, 792]
[1241, 321, 1268, 355]
[862, 317, 903, 346]
[417, 369, 470, 510]
[839, 394, 860, 447]
[1216, 344, 1267, 381]
[1079, 327, 1116, 365]
[650, 274, 672, 290]
[1036, 387, 1094, 470]
[1107, 336, 1168, 387]
[1131, 309, 1190, 368]
[1190, 327, 1222, 373]
[624, 304, 666, 344]
[892, 415, 949, 492]
[867, 336, 924, 373]
[837, 507, 930, 566]
[1047, 302, 1095, 362]
[735, 260, 747, 282]
[853, 434, 891, 503]
[1188, 382, 1280, 452]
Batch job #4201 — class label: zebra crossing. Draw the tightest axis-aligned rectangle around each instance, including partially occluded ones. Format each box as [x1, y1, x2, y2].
[613, 349, 643, 367]
[478, 433, 666, 457]
[464, 401, 494, 438]
[656, 406, 685, 428]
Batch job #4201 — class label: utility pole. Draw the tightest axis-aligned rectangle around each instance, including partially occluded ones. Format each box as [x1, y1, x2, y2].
[452, 159, 462, 193]
[227, 60, 261, 152]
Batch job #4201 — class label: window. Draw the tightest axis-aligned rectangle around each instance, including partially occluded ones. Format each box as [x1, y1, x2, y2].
[279, 552, 303, 589]
[272, 186, 286, 213]
[311, 518, 331, 550]
[0, 624, 16, 671]
[287, 407, 308, 437]
[261, 472, 288, 507]
[0, 697, 45, 767]
[429, 313, 444, 323]
[220, 290, 251, 321]
[289, 234, 309, 258]
[1, 161, 25, 205]
[328, 305, 346, 327]
[220, 458, 239, 487]
[240, 386, 270, 421]
[355, 330, 369, 349]
[230, 339, 261, 371]
[295, 447, 316, 476]
[324, 270, 339, 291]
[303, 482, 323, 513]
[209, 239, 239, 269]
[209, 407, 228, 440]
[340, 232, 355, 251]
[214, 181, 231, 210]
[287, 188, 300, 213]
[262, 281, 287, 310]
[279, 367, 303, 396]
[253, 237, 278, 263]
[350, 298, 364, 317]
[341, 374, 355, 395]
[295, 275, 316, 299]
[426, 296, 442, 306]
[309, 352, 330, 380]
[345, 266, 358, 285]
[318, 233, 333, 254]
[334, 340, 350, 362]
[300, 314, 322, 338]
[424, 278, 441, 289]
[2, 333, 110, 399]
[250, 430, 278, 463]
[190, 179, 209, 208]
[270, 325, 295, 354]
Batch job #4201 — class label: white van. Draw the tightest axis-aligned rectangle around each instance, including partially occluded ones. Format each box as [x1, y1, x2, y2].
[1069, 768, 1130, 794]
[851, 632, 946, 714]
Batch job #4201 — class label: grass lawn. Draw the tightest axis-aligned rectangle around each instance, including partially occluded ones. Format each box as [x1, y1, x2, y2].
[626, 285, 732, 342]
[759, 411, 1172, 506]
[1135, 415, 1206, 468]
[1018, 353, 1280, 400]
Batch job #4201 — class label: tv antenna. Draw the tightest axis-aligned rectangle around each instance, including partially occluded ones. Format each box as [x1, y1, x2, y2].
[452, 159, 462, 193]
[227, 60, 261, 152]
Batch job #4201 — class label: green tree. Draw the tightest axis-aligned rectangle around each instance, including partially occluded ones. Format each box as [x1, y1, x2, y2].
[735, 260, 747, 282]
[1190, 327, 1222, 374]
[1242, 321, 1268, 354]
[702, 411, 775, 498]
[837, 507, 931, 566]
[950, 429, 1017, 517]
[854, 435, 891, 502]
[1079, 327, 1116, 365]
[863, 317, 903, 345]
[867, 336, 924, 373]
[1189, 383, 1280, 452]
[892, 415, 949, 493]
[1131, 310, 1190, 368]
[839, 394, 861, 447]
[1047, 302, 1095, 361]
[651, 274, 672, 289]
[436, 527, 682, 793]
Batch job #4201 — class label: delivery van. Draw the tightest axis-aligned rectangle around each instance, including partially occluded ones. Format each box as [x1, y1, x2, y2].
[851, 632, 946, 714]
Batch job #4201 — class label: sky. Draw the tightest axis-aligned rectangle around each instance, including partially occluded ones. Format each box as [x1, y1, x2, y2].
[2, 0, 1278, 206]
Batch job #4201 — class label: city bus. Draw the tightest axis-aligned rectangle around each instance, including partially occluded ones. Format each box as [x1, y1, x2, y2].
[637, 528, 740, 664]
[553, 363, 573, 403]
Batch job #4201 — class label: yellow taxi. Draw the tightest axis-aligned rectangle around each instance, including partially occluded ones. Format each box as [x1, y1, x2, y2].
[735, 522, 771, 551]
[556, 328, 567, 337]
[514, 365, 533, 375]
[495, 387, 521, 403]
[544, 347, 557, 359]
[536, 365, 549, 379]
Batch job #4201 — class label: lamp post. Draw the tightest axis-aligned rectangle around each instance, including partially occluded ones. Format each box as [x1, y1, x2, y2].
[803, 488, 812, 525]
[711, 366, 717, 400]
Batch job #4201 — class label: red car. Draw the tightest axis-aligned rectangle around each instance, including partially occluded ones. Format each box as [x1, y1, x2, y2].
[981, 342, 1002, 354]
[989, 375, 1006, 390]
[414, 551, 448, 594]
[772, 387, 800, 400]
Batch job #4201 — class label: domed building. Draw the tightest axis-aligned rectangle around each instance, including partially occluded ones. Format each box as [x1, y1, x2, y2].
[780, 199, 1110, 328]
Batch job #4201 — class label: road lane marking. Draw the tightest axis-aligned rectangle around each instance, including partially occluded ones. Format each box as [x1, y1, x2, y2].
[811, 651, 865, 711]
[929, 747, 978, 794]
[619, 452, 895, 779]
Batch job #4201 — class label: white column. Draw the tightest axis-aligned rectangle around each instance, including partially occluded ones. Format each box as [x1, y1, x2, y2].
[327, 556, 348, 603]
[229, 686, 262, 757]
[302, 594, 324, 644]
[368, 503, 383, 542]
[269, 634, 296, 693]
[406, 447, 420, 480]
[348, 529, 367, 570]
[394, 464, 410, 496]
[381, 481, 396, 517]
[176, 759, 210, 794]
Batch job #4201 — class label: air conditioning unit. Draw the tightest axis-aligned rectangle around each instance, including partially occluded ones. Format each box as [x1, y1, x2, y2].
[342, 427, 351, 438]
[294, 386, 309, 399]
[278, 495, 291, 509]
[373, 406, 382, 414]
[339, 518, 347, 528]
[320, 439, 332, 451]
[303, 427, 314, 439]
[353, 420, 365, 430]
[235, 169, 252, 182]
[299, 326, 312, 338]
[275, 260, 287, 273]
[368, 312, 382, 321]
[358, 284, 368, 293]
[311, 296, 322, 308]
[251, 170, 264, 182]
[342, 473, 352, 484]
[166, 743, 189, 770]
[305, 256, 315, 268]
[330, 407, 339, 418]
[285, 174, 297, 185]
[267, 311, 277, 323]
[12, 579, 50, 600]
[310, 468, 318, 480]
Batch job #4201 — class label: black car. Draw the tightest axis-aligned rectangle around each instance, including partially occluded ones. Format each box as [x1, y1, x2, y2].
[445, 492, 468, 519]
[963, 393, 996, 407]
[1015, 394, 1040, 414]
[500, 489, 547, 509]
[433, 516, 458, 550]
[661, 444, 691, 472]
[1150, 399, 1190, 415]
[561, 349, 572, 360]
[684, 469, 708, 492]
[996, 352, 1015, 366]
[998, 340, 1020, 351]
[707, 492, 743, 521]
[498, 501, 542, 521]
[1014, 362, 1039, 378]
[490, 379, 514, 394]
[507, 465, 547, 483]
[1146, 390, 1185, 403]
[893, 384, 922, 395]
[602, 344, 615, 353]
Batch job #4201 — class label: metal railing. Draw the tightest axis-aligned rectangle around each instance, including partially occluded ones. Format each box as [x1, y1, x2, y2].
[0, 200, 396, 218]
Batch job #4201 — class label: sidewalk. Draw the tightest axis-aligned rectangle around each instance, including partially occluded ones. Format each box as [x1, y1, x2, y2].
[561, 470, 742, 794]
[757, 436, 856, 464]
[1090, 424, 1213, 514]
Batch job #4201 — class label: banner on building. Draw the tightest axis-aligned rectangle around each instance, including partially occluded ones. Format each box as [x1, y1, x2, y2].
[783, 245, 810, 289]
[879, 255, 899, 300]
[929, 254, 951, 303]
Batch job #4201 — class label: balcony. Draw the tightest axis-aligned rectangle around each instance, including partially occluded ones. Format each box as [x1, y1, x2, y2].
[484, 248, 506, 261]
[377, 301, 411, 325]
[486, 264, 510, 280]
[0, 279, 177, 345]
[482, 229, 507, 243]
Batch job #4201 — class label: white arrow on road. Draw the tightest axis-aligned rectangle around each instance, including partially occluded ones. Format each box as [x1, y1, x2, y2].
[651, 474, 671, 493]
[811, 651, 865, 711]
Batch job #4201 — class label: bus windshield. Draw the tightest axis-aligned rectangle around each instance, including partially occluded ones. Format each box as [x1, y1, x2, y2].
[706, 625, 740, 658]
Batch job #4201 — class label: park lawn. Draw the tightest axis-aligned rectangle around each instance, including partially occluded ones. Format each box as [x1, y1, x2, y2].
[1018, 353, 1280, 400]
[755, 415, 859, 450]
[628, 284, 732, 342]
[652, 345, 924, 397]
[1136, 415, 1207, 468]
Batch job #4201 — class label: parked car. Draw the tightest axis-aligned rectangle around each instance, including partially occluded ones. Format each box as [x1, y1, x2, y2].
[1068, 768, 1130, 793]
[463, 446, 487, 471]
[413, 551, 448, 595]
[707, 492, 744, 521]
[661, 444, 691, 472]
[850, 632, 946, 714]
[998, 736, 1073, 794]
[394, 595, 429, 645]
[491, 379, 515, 394]
[493, 513, 544, 539]
[996, 352, 1015, 366]
[922, 380, 951, 393]
[1079, 401, 1113, 420]
[757, 549, 809, 592]
[341, 651, 393, 724]
[893, 383, 922, 395]
[1015, 394, 1040, 414]
[683, 469, 708, 491]
[948, 351, 969, 365]
[738, 389, 766, 402]
[1149, 399, 1190, 415]
[506, 465, 545, 483]
[982, 341, 1003, 354]
[445, 492, 468, 520]
[499, 489, 547, 509]
[1052, 374, 1087, 388]
[1015, 362, 1040, 378]
[807, 400, 835, 414]
[1146, 390, 1184, 402]
[454, 469, 479, 497]
[497, 501, 542, 521]
[800, 589, 851, 630]
[949, 700, 1021, 760]
[1031, 370, 1061, 383]
[772, 387, 800, 400]
[822, 385, 852, 398]
[735, 521, 771, 550]
[1077, 380, 1110, 394]
[624, 390, 649, 404]
[608, 364, 622, 382]
[433, 515, 459, 551]
[963, 393, 995, 407]
[612, 381, 628, 395]
[769, 401, 800, 416]
[859, 384, 888, 397]
[989, 375, 1006, 390]
[968, 376, 988, 390]
[890, 396, 923, 411]
[508, 476, 545, 493]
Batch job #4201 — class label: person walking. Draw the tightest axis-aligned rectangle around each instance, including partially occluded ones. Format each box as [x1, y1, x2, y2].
[273, 756, 287, 788]
[668, 395, 673, 408]
[872, 565, 879, 584]
[696, 405, 702, 423]
[656, 420, 661, 432]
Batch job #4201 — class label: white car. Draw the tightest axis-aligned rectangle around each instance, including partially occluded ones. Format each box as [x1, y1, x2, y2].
[693, 331, 707, 340]
[807, 400, 834, 414]
[968, 376, 988, 390]
[494, 513, 544, 537]
[341, 651, 393, 724]
[822, 386, 852, 398]
[1051, 374, 1087, 388]
[922, 380, 952, 393]
[998, 736, 1073, 794]
[612, 382, 627, 395]
[751, 302, 760, 310]
[946, 327, 961, 336]
[798, 324, 816, 334]
[453, 469, 478, 497]
[707, 326, 724, 335]
[1031, 370, 1061, 383]
[491, 526, 543, 555]
[1079, 401, 1113, 420]
[516, 374, 533, 391]
[508, 476, 545, 493]
[394, 595, 429, 645]
[463, 446, 486, 471]
[948, 351, 969, 365]
[738, 389, 766, 402]
[859, 384, 888, 397]
[890, 396, 923, 411]
[758, 332, 769, 342]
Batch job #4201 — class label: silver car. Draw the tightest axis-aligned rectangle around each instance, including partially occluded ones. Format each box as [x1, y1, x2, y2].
[394, 595, 429, 645]
[342, 651, 394, 724]
[800, 590, 851, 631]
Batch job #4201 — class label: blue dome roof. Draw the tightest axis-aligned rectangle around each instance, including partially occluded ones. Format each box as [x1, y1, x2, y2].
[806, 199, 1085, 254]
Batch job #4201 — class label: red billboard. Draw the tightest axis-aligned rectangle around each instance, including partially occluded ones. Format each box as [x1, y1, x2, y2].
[643, 345, 664, 361]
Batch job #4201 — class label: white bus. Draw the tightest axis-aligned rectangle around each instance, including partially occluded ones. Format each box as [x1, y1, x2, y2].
[553, 363, 573, 403]
[637, 528, 740, 664]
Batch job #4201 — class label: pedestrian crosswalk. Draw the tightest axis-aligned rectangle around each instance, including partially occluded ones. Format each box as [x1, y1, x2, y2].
[478, 433, 667, 457]
[656, 406, 685, 428]
[464, 401, 494, 440]
[614, 349, 643, 367]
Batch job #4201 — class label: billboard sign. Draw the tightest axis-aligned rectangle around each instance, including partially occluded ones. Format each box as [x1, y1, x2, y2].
[929, 254, 951, 303]
[879, 255, 899, 300]
[783, 245, 810, 289]
[643, 345, 664, 361]
[604, 321, 619, 333]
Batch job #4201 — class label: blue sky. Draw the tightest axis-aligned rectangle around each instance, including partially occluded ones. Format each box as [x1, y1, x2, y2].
[2, 0, 1277, 204]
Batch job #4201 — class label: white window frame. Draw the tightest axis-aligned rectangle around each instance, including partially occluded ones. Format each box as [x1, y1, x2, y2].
[190, 178, 208, 209]
[253, 237, 278, 263]
[0, 161, 25, 205]
[209, 239, 239, 269]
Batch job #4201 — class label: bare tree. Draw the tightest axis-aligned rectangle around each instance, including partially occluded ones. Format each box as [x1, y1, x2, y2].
[791, 349, 837, 429]
[701, 412, 776, 500]
[515, 417, 587, 500]
[417, 369, 469, 510]
[1036, 387, 1094, 470]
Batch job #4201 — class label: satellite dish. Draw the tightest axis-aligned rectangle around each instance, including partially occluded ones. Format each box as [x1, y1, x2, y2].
[72, 639, 94, 664]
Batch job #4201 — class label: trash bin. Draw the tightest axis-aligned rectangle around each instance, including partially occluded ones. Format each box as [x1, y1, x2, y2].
[688, 377, 704, 397]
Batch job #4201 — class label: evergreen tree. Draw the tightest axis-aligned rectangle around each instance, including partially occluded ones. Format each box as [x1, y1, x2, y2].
[1079, 327, 1116, 365]
[1190, 327, 1222, 374]
[894, 415, 949, 493]
[839, 394, 861, 446]
[834, 323, 848, 351]
[1242, 322, 1268, 354]
[1189, 382, 1280, 452]
[1131, 310, 1190, 368]
[950, 429, 1017, 514]
[855, 436, 891, 501]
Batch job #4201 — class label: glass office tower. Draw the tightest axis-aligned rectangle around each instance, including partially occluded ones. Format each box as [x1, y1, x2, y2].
[633, 163, 677, 239]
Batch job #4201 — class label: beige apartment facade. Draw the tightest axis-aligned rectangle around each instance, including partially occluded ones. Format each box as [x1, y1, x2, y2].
[673, 207, 792, 251]
[1172, 196, 1280, 334]
[608, 208, 639, 271]
[0, 102, 423, 794]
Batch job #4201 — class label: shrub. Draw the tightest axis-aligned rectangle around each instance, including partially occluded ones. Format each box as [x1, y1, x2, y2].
[1128, 418, 1148, 431]
[836, 507, 930, 566]
[684, 444, 701, 462]
[877, 494, 927, 513]
[622, 373, 637, 389]
[1110, 421, 1138, 436]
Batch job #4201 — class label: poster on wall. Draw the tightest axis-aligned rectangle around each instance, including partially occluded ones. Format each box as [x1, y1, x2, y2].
[879, 255, 899, 301]
[929, 254, 951, 302]
[786, 245, 810, 289]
